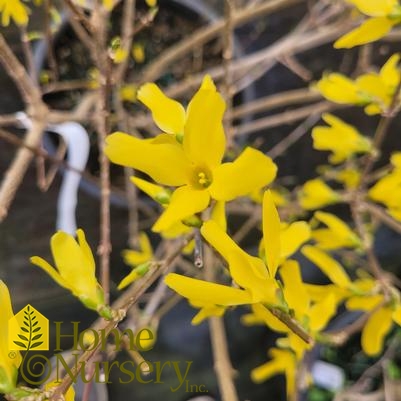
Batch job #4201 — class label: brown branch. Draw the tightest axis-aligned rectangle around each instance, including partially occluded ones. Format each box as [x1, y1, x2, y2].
[0, 34, 48, 221]
[141, 0, 304, 82]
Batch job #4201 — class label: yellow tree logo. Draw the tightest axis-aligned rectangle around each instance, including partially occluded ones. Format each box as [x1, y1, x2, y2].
[8, 304, 49, 351]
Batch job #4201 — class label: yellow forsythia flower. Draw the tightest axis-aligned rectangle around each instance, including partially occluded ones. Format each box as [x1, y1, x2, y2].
[334, 0, 401, 48]
[0, 0, 29, 26]
[369, 152, 401, 220]
[251, 348, 296, 397]
[298, 178, 340, 210]
[0, 281, 22, 394]
[30, 230, 109, 316]
[315, 73, 367, 104]
[106, 75, 277, 232]
[312, 114, 372, 164]
[117, 232, 154, 290]
[165, 191, 309, 324]
[312, 211, 361, 250]
[317, 54, 401, 115]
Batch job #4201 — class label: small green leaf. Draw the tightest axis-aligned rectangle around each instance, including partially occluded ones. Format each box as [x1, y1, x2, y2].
[21, 327, 29, 333]
[31, 342, 43, 349]
[32, 334, 42, 341]
[32, 321, 38, 327]
[32, 327, 40, 333]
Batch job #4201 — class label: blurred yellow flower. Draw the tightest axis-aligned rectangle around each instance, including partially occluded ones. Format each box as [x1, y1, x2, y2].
[0, 281, 22, 394]
[0, 0, 29, 26]
[316, 54, 401, 115]
[119, 84, 137, 103]
[132, 43, 145, 63]
[298, 178, 340, 210]
[312, 211, 361, 250]
[312, 114, 372, 164]
[369, 152, 401, 220]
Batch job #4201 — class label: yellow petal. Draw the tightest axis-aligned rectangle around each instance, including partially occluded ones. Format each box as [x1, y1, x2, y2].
[184, 76, 226, 169]
[131, 176, 171, 204]
[76, 229, 96, 275]
[30, 256, 71, 290]
[298, 178, 340, 210]
[262, 190, 281, 278]
[280, 260, 309, 320]
[392, 304, 401, 325]
[313, 211, 361, 249]
[251, 348, 294, 385]
[137, 83, 186, 135]
[211, 200, 227, 231]
[191, 305, 225, 325]
[380, 53, 401, 88]
[251, 303, 289, 332]
[309, 293, 337, 332]
[280, 221, 311, 260]
[362, 307, 393, 356]
[105, 132, 190, 186]
[312, 113, 372, 164]
[209, 148, 277, 201]
[201, 221, 272, 297]
[334, 17, 394, 48]
[165, 273, 253, 305]
[347, 0, 398, 17]
[301, 245, 351, 288]
[315, 73, 364, 104]
[152, 186, 210, 232]
[122, 232, 153, 267]
[346, 294, 384, 311]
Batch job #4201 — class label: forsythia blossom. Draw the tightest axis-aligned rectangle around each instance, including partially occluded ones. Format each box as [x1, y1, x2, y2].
[312, 114, 372, 164]
[165, 191, 310, 324]
[105, 76, 277, 232]
[316, 54, 401, 115]
[30, 230, 111, 318]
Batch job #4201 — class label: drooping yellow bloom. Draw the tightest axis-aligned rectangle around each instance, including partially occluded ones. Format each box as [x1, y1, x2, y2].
[298, 178, 340, 210]
[316, 54, 401, 115]
[369, 152, 401, 220]
[106, 76, 277, 232]
[30, 230, 108, 315]
[165, 191, 308, 324]
[312, 211, 361, 250]
[334, 0, 401, 48]
[251, 348, 296, 397]
[312, 114, 372, 164]
[0, 281, 22, 394]
[315, 73, 367, 104]
[117, 232, 154, 290]
[0, 0, 29, 25]
[347, 290, 401, 356]
[123, 232, 153, 267]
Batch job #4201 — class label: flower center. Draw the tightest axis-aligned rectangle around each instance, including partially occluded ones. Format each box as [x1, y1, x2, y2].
[191, 167, 212, 189]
